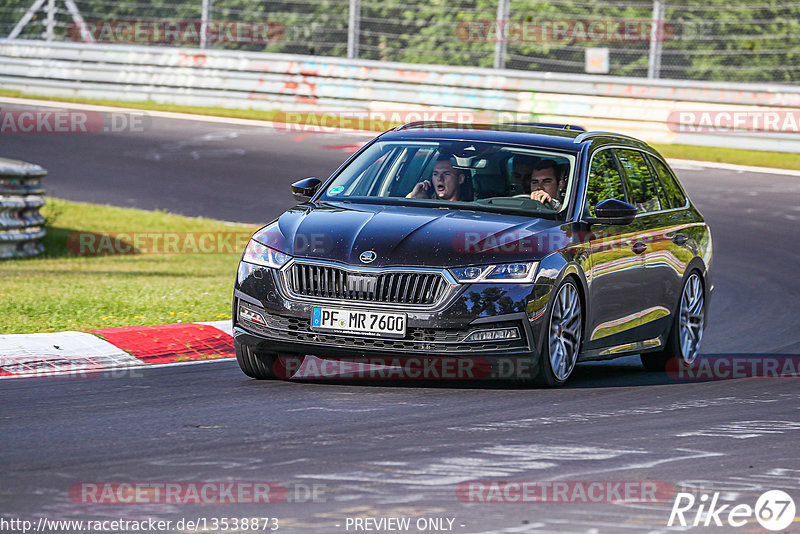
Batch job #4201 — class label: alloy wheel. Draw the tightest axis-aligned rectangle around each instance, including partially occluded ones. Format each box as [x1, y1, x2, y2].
[549, 282, 582, 381]
[679, 273, 705, 365]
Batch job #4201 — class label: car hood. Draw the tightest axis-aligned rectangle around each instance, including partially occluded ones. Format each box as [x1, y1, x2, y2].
[257, 202, 570, 268]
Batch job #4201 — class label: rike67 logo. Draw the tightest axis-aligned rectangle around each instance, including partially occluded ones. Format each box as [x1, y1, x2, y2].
[668, 489, 795, 531]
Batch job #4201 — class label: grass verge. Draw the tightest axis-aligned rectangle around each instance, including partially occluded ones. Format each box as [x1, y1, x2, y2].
[0, 198, 256, 334]
[651, 143, 800, 171]
[2, 89, 799, 171]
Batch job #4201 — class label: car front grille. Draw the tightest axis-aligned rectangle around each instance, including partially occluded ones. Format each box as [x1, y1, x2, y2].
[284, 262, 449, 306]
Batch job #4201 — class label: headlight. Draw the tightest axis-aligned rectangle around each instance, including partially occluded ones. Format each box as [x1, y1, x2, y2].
[450, 262, 537, 283]
[242, 239, 290, 269]
[450, 265, 491, 282]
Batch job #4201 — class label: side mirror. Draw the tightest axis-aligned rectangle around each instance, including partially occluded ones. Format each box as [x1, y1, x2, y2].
[291, 177, 322, 202]
[584, 198, 638, 225]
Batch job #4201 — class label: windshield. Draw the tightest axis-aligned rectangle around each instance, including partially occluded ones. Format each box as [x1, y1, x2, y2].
[318, 140, 578, 218]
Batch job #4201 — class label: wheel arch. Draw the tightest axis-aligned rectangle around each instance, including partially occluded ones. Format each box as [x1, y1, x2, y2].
[661, 261, 708, 348]
[533, 255, 589, 357]
[680, 257, 710, 320]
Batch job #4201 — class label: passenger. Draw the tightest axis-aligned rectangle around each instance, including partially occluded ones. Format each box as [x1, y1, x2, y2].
[510, 155, 537, 195]
[529, 159, 565, 209]
[406, 154, 467, 201]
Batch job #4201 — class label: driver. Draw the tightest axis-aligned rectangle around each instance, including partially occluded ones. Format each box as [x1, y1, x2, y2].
[510, 155, 537, 195]
[406, 154, 466, 202]
[529, 159, 565, 209]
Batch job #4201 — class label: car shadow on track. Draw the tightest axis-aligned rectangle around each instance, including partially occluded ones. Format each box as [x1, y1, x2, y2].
[281, 353, 799, 390]
[568, 352, 800, 389]
[284, 355, 656, 390]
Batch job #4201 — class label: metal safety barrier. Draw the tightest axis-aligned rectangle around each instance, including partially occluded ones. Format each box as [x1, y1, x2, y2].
[0, 157, 47, 259]
[1, 39, 799, 152]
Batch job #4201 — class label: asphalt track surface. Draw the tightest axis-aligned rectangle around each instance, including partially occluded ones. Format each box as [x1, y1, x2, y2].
[1, 101, 800, 533]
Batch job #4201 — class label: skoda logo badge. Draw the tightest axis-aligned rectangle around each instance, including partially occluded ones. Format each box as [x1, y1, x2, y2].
[359, 250, 377, 264]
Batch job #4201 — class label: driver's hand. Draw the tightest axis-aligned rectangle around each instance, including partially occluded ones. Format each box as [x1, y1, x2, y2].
[531, 190, 553, 205]
[406, 180, 432, 198]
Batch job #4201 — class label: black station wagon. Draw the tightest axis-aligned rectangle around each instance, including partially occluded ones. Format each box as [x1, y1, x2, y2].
[232, 123, 712, 386]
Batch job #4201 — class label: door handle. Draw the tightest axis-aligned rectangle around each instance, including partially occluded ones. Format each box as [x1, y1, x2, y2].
[671, 233, 689, 246]
[631, 242, 647, 254]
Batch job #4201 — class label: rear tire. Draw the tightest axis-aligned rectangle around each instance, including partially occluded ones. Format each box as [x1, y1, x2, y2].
[641, 271, 705, 372]
[235, 338, 304, 380]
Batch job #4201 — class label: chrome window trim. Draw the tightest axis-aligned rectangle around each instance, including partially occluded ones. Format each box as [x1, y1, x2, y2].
[278, 258, 459, 311]
[576, 145, 689, 223]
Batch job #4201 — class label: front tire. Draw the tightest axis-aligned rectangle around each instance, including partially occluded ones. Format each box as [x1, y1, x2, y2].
[641, 271, 705, 372]
[534, 279, 583, 387]
[235, 338, 304, 380]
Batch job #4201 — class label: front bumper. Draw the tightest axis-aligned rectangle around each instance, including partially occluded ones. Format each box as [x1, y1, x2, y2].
[235, 302, 533, 357]
[233, 327, 541, 381]
[234, 262, 552, 361]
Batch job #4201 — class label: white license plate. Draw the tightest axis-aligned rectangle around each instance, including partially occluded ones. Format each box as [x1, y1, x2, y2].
[311, 307, 406, 338]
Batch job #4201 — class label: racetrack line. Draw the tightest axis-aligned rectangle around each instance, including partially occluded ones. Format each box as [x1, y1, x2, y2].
[0, 359, 797, 533]
[0, 99, 361, 223]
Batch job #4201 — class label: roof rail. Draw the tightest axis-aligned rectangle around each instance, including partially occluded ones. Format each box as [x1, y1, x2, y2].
[573, 131, 644, 144]
[393, 121, 443, 131]
[508, 123, 586, 132]
[393, 121, 590, 133]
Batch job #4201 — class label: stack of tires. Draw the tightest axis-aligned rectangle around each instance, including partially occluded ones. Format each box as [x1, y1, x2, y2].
[0, 157, 47, 259]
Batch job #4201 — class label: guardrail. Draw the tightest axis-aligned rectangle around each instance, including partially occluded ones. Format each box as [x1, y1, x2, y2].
[0, 157, 47, 259]
[1, 39, 799, 152]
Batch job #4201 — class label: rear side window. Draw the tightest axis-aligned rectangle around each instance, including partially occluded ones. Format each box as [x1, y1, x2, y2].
[615, 149, 662, 213]
[649, 156, 687, 208]
[585, 149, 625, 217]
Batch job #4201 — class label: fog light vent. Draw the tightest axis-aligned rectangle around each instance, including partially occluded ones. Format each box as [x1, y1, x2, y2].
[463, 327, 520, 342]
[239, 305, 266, 326]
